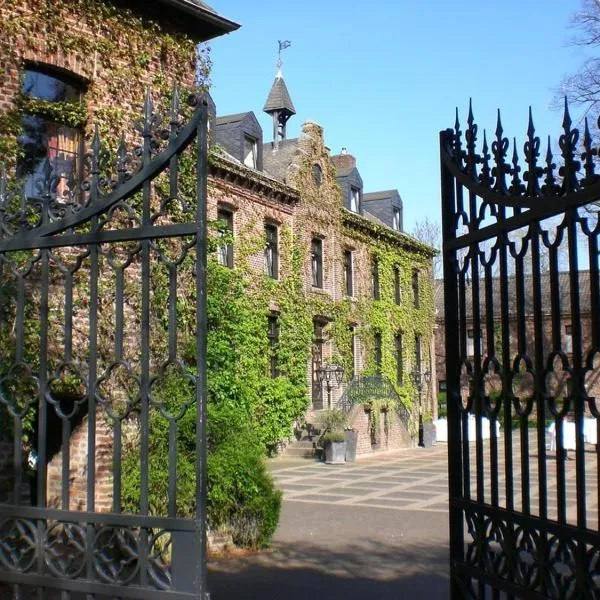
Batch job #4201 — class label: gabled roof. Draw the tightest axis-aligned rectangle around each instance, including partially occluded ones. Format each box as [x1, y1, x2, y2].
[364, 190, 402, 203]
[216, 112, 254, 126]
[262, 138, 299, 183]
[263, 75, 296, 115]
[155, 0, 240, 41]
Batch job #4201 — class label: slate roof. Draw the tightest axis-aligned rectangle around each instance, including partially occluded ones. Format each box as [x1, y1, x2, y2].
[156, 0, 240, 41]
[263, 76, 296, 115]
[434, 271, 595, 318]
[362, 211, 389, 227]
[262, 138, 299, 183]
[364, 190, 398, 202]
[216, 112, 252, 126]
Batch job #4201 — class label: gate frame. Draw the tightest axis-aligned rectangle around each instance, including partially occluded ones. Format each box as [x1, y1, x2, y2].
[440, 101, 600, 598]
[0, 91, 211, 599]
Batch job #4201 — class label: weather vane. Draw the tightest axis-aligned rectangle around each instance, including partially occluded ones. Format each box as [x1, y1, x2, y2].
[277, 40, 291, 70]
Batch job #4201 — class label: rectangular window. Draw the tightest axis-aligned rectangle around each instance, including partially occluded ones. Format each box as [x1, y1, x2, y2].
[349, 325, 356, 380]
[467, 329, 475, 357]
[394, 266, 401, 305]
[217, 208, 234, 268]
[374, 332, 382, 372]
[565, 324, 573, 354]
[244, 134, 257, 169]
[268, 315, 279, 377]
[439, 381, 447, 392]
[412, 269, 419, 308]
[350, 187, 360, 212]
[265, 223, 278, 279]
[415, 335, 422, 372]
[311, 237, 323, 288]
[18, 67, 84, 200]
[372, 258, 380, 300]
[395, 332, 403, 385]
[343, 250, 353, 297]
[392, 207, 401, 231]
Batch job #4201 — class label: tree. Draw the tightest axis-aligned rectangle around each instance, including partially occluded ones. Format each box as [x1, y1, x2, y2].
[557, 0, 600, 119]
[412, 217, 442, 279]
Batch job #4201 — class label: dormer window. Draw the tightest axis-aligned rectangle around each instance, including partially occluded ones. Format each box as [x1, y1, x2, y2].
[244, 134, 258, 169]
[350, 186, 360, 212]
[392, 207, 401, 231]
[18, 66, 85, 199]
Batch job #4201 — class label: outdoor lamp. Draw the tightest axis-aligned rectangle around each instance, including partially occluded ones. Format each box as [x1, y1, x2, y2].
[318, 364, 345, 408]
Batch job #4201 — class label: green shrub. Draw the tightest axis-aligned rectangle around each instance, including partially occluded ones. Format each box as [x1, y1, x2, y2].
[207, 422, 281, 548]
[121, 375, 282, 549]
[318, 408, 348, 433]
[321, 431, 345, 444]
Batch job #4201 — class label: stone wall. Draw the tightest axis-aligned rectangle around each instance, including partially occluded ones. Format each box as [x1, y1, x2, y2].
[348, 404, 413, 456]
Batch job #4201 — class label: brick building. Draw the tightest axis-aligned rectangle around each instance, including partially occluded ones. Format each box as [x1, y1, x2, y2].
[211, 68, 437, 454]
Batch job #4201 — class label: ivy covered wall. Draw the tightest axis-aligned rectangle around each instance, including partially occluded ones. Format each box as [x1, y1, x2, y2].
[0, 0, 206, 162]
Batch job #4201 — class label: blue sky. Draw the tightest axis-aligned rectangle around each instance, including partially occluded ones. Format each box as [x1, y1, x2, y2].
[208, 1, 584, 236]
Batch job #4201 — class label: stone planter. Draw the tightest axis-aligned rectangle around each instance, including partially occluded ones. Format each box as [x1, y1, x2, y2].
[324, 440, 346, 464]
[422, 421, 436, 448]
[344, 430, 358, 462]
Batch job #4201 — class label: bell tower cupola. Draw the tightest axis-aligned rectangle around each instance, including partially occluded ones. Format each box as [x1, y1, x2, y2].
[263, 40, 296, 150]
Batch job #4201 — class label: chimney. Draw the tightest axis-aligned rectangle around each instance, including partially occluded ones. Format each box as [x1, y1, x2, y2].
[331, 149, 356, 172]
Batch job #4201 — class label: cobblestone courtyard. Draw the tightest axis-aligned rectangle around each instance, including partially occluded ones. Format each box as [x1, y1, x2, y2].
[208, 445, 451, 599]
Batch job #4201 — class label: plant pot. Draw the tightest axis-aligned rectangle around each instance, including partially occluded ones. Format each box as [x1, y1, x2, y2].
[324, 440, 346, 464]
[421, 422, 436, 448]
[345, 430, 358, 462]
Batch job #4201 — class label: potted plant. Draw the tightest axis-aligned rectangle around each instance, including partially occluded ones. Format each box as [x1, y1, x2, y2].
[318, 408, 348, 464]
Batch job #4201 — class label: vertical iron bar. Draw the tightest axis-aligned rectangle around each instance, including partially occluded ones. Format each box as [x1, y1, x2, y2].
[168, 419, 177, 517]
[194, 100, 209, 598]
[548, 244, 567, 524]
[484, 262, 499, 506]
[514, 253, 531, 516]
[499, 218, 513, 512]
[168, 265, 177, 362]
[441, 129, 464, 600]
[139, 157, 152, 593]
[588, 232, 600, 530]
[530, 224, 548, 596]
[115, 268, 124, 361]
[112, 420, 121, 514]
[61, 419, 70, 510]
[86, 233, 99, 598]
[458, 270, 471, 500]
[566, 208, 586, 597]
[64, 271, 73, 361]
[36, 248, 49, 600]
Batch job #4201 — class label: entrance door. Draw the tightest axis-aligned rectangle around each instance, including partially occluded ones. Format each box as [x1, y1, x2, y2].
[312, 319, 325, 409]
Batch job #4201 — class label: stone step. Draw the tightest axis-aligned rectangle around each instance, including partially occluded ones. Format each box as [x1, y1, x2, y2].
[284, 439, 318, 458]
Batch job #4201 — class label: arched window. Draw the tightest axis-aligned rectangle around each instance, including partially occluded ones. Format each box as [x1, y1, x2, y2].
[312, 163, 322, 187]
[17, 66, 85, 199]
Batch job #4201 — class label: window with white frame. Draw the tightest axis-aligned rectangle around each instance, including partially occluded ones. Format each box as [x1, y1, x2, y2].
[217, 207, 234, 268]
[264, 222, 278, 279]
[564, 324, 573, 354]
[350, 187, 360, 212]
[392, 207, 401, 231]
[243, 134, 257, 169]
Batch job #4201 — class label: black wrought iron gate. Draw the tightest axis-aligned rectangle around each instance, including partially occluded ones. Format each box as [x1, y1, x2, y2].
[0, 90, 209, 598]
[441, 102, 600, 598]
